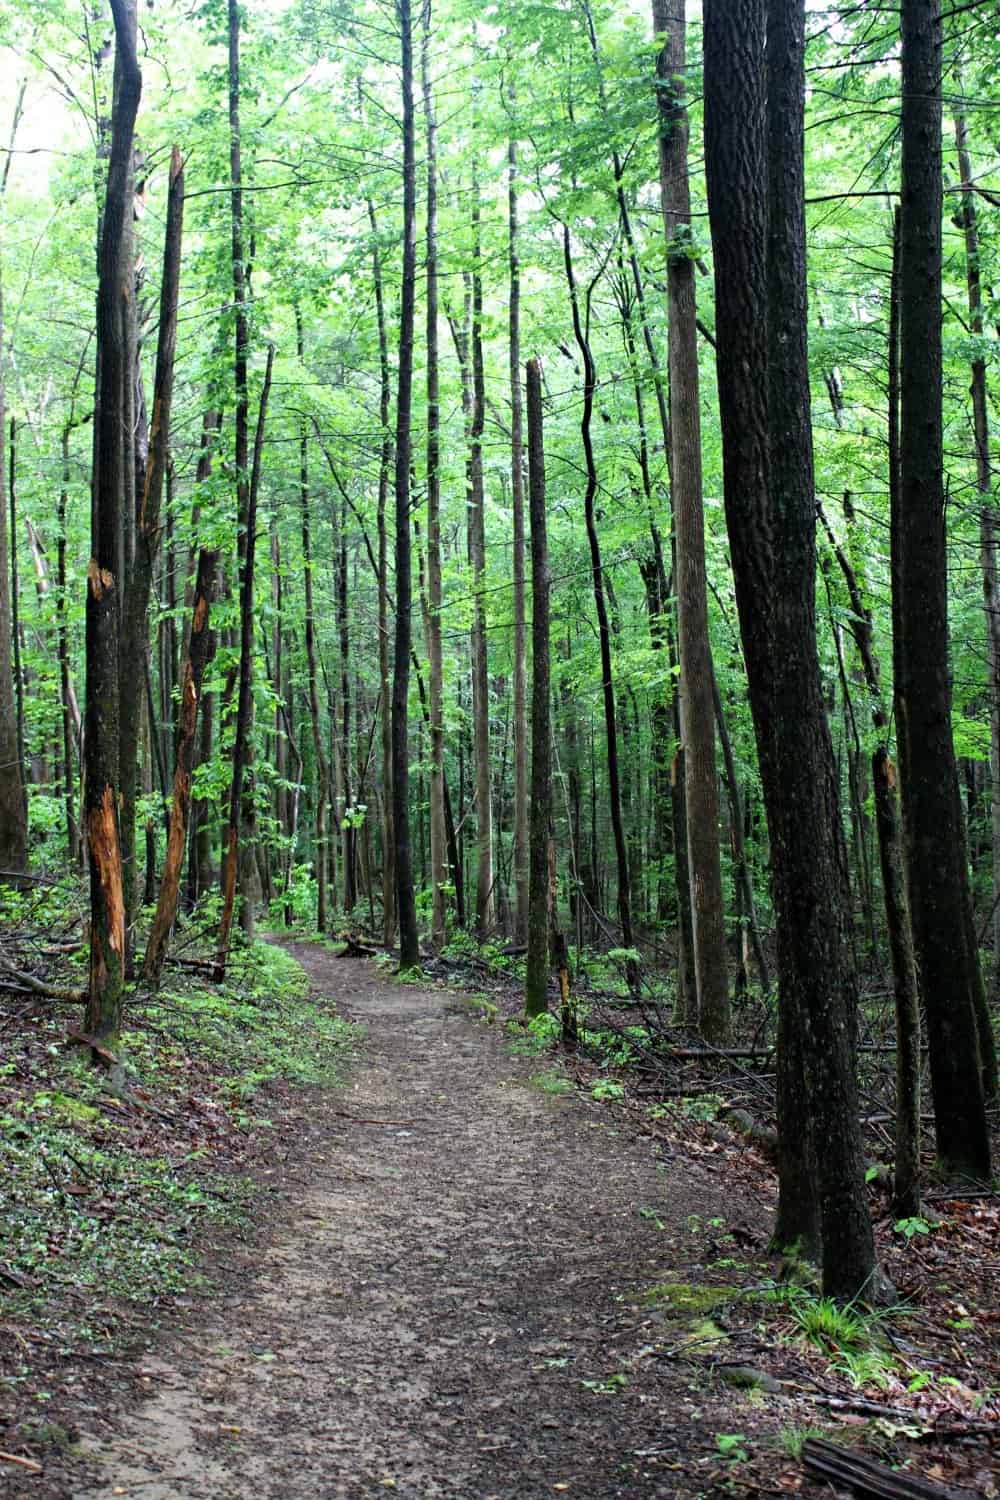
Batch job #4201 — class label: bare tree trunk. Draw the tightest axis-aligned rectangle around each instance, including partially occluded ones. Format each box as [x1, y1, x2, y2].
[337, 496, 355, 912]
[296, 310, 330, 933]
[119, 145, 183, 961]
[561, 224, 638, 990]
[216, 341, 274, 978]
[819, 501, 921, 1215]
[704, 0, 876, 1295]
[144, 546, 219, 983]
[467, 171, 495, 938]
[525, 359, 551, 1016]
[955, 102, 1000, 1097]
[894, 0, 991, 1176]
[508, 95, 529, 945]
[368, 196, 396, 948]
[84, 0, 141, 1045]
[392, 0, 420, 968]
[0, 84, 28, 877]
[655, 0, 729, 1043]
[420, 2, 448, 948]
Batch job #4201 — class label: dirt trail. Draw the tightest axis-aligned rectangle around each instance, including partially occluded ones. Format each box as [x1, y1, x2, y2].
[70, 944, 769, 1499]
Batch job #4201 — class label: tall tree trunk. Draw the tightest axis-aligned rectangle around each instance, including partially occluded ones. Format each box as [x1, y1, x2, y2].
[955, 104, 1000, 1097]
[508, 93, 529, 945]
[216, 341, 274, 977]
[337, 497, 355, 912]
[894, 0, 991, 1176]
[368, 196, 396, 949]
[466, 172, 495, 938]
[654, 0, 730, 1043]
[421, 5, 448, 947]
[704, 0, 876, 1295]
[296, 310, 330, 933]
[119, 145, 183, 963]
[562, 224, 638, 990]
[8, 420, 27, 818]
[819, 501, 921, 1215]
[0, 82, 28, 877]
[524, 359, 551, 1016]
[84, 0, 141, 1045]
[58, 423, 82, 865]
[392, 0, 420, 969]
[143, 545, 219, 983]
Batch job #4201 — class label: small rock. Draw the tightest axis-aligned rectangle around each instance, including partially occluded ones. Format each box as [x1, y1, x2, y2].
[717, 1364, 781, 1393]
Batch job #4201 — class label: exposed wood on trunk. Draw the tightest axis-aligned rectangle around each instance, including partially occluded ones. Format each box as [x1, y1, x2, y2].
[84, 0, 141, 1046]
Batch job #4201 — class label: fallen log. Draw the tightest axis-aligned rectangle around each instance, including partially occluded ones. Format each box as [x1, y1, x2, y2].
[802, 1437, 969, 1500]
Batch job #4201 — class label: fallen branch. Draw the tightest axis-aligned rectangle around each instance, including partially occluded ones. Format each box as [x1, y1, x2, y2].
[0, 958, 86, 1004]
[0, 1450, 43, 1474]
[802, 1437, 967, 1499]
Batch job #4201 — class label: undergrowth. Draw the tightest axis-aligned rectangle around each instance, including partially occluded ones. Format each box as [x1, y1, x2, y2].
[0, 933, 356, 1396]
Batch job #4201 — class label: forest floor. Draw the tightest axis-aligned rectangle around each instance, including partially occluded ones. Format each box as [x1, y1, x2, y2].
[2, 937, 997, 1499]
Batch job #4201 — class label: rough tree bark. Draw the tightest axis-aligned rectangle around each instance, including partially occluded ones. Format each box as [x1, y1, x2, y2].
[296, 310, 330, 934]
[654, 0, 730, 1043]
[119, 144, 183, 956]
[894, 0, 991, 1176]
[83, 0, 141, 1046]
[954, 104, 1000, 1098]
[367, 195, 396, 948]
[524, 359, 551, 1017]
[143, 544, 219, 984]
[467, 167, 495, 938]
[392, 0, 420, 969]
[704, 0, 876, 1295]
[562, 222, 638, 991]
[421, 4, 448, 948]
[0, 91, 29, 877]
[508, 88, 529, 945]
[215, 343, 274, 979]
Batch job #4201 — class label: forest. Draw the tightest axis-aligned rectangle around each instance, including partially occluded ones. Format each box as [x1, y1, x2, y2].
[0, 0, 999, 1336]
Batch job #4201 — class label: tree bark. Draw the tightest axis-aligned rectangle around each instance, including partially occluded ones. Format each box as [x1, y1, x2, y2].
[392, 0, 420, 969]
[819, 500, 922, 1217]
[954, 103, 1000, 1098]
[84, 0, 141, 1045]
[894, 0, 991, 1177]
[0, 83, 28, 876]
[561, 223, 638, 990]
[508, 92, 529, 946]
[216, 342, 274, 978]
[704, 0, 876, 1295]
[143, 544, 219, 984]
[367, 195, 396, 949]
[654, 0, 730, 1043]
[525, 359, 551, 1016]
[421, 5, 448, 948]
[467, 169, 495, 938]
[119, 144, 183, 960]
[296, 310, 330, 934]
